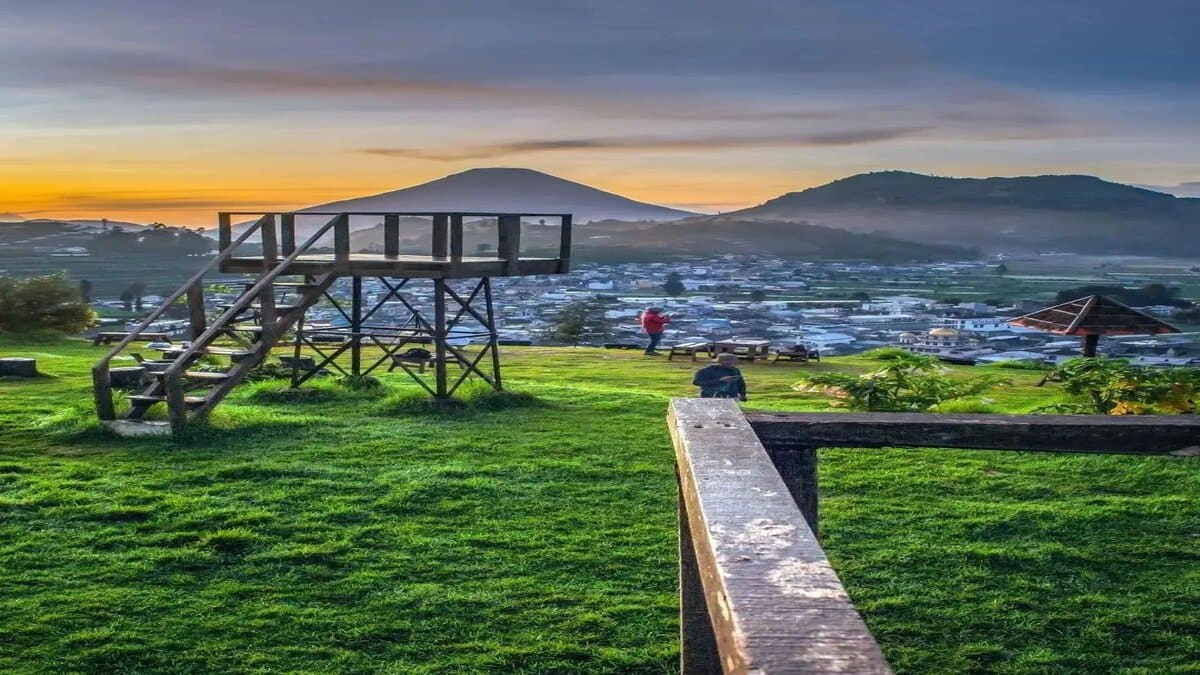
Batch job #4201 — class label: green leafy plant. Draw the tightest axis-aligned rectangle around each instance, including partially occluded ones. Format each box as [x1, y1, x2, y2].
[0, 273, 96, 334]
[1040, 358, 1199, 415]
[794, 350, 1006, 412]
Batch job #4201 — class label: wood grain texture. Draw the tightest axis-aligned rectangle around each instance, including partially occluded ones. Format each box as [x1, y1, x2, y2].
[670, 398, 892, 674]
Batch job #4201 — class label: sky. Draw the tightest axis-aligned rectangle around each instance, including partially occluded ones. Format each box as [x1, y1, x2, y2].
[2, 0, 1199, 225]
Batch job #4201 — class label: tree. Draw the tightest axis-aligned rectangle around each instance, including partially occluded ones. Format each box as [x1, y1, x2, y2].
[79, 279, 93, 303]
[0, 273, 96, 334]
[119, 288, 134, 311]
[749, 289, 767, 303]
[663, 272, 685, 297]
[127, 282, 146, 312]
[993, 263, 1009, 275]
[793, 349, 1005, 412]
[851, 291, 870, 303]
[547, 299, 615, 345]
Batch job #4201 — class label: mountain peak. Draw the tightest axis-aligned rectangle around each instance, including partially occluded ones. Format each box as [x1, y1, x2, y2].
[0, 212, 25, 222]
[304, 167, 698, 223]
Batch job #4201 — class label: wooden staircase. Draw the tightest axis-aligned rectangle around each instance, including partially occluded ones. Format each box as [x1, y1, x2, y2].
[93, 214, 344, 435]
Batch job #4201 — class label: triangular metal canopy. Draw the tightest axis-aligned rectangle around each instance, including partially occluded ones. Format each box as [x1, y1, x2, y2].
[1008, 295, 1180, 336]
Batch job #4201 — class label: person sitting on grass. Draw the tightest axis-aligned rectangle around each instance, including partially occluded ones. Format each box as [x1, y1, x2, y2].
[693, 353, 747, 401]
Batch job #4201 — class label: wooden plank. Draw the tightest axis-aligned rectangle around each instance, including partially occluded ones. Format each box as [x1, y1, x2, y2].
[384, 214, 400, 257]
[218, 212, 232, 252]
[669, 398, 892, 674]
[185, 283, 207, 341]
[432, 214, 448, 258]
[497, 214, 521, 275]
[558, 214, 572, 273]
[450, 214, 464, 261]
[280, 213, 296, 255]
[746, 412, 1200, 455]
[333, 213, 350, 271]
[679, 466, 721, 675]
[260, 213, 278, 267]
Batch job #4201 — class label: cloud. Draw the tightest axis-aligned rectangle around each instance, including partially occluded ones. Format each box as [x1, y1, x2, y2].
[358, 127, 931, 161]
[0, 46, 550, 105]
[24, 193, 294, 213]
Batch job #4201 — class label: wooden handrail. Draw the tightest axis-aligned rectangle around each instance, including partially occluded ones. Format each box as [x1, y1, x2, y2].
[92, 215, 269, 419]
[160, 214, 343, 388]
[669, 399, 891, 674]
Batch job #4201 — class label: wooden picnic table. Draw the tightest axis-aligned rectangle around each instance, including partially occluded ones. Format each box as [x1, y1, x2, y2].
[93, 332, 171, 346]
[713, 338, 771, 361]
[667, 341, 714, 361]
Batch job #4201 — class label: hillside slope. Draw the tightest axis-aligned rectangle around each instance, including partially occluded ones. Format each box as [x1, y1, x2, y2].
[728, 171, 1200, 254]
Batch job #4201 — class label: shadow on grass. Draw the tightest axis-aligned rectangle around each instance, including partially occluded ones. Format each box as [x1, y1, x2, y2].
[243, 375, 389, 404]
[375, 387, 545, 418]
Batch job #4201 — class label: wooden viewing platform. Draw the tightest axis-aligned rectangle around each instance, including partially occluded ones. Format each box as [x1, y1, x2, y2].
[93, 209, 573, 435]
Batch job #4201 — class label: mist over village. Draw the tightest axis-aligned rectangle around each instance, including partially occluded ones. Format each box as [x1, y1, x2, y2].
[2, 2, 1198, 674]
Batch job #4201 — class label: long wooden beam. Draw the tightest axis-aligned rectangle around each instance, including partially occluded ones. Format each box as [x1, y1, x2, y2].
[746, 412, 1200, 455]
[669, 399, 892, 674]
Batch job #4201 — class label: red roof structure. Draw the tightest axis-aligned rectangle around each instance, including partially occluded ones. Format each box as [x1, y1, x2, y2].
[1007, 295, 1180, 356]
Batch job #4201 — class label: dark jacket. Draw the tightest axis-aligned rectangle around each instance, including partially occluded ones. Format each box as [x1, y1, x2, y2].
[693, 364, 747, 399]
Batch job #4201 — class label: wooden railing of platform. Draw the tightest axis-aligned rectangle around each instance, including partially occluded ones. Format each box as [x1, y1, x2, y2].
[668, 399, 1199, 674]
[216, 211, 573, 276]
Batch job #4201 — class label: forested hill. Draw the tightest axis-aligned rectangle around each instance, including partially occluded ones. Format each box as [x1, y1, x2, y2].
[727, 171, 1200, 255]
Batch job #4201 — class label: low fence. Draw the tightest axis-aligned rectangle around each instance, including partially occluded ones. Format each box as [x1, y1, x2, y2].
[668, 399, 1199, 674]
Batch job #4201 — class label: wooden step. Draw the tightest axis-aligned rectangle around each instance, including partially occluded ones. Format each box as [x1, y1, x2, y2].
[151, 370, 232, 382]
[218, 303, 302, 312]
[128, 394, 207, 407]
[243, 280, 319, 288]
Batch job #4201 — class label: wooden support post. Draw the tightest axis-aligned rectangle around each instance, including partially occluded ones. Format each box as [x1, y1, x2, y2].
[334, 213, 350, 270]
[92, 367, 115, 420]
[218, 213, 232, 252]
[679, 466, 722, 675]
[351, 276, 363, 376]
[558, 214, 572, 273]
[498, 215, 521, 275]
[260, 213, 278, 268]
[186, 283, 207, 341]
[767, 446, 820, 535]
[432, 215, 448, 259]
[433, 278, 448, 398]
[484, 277, 502, 390]
[1083, 333, 1100, 357]
[450, 215, 464, 262]
[280, 213, 296, 255]
[384, 214, 400, 257]
[165, 371, 187, 434]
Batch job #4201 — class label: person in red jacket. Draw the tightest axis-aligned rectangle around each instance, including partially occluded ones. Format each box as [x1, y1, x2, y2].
[640, 306, 671, 355]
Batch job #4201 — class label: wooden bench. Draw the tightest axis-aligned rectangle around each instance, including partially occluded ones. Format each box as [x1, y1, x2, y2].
[668, 342, 714, 361]
[388, 349, 466, 374]
[92, 332, 171, 346]
[713, 338, 771, 361]
[772, 346, 820, 364]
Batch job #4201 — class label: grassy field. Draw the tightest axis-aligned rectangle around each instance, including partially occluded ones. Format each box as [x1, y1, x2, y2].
[1, 336, 1197, 673]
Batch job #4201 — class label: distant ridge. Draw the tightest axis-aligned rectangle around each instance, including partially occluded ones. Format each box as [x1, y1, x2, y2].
[0, 212, 24, 222]
[727, 171, 1200, 255]
[303, 167, 698, 223]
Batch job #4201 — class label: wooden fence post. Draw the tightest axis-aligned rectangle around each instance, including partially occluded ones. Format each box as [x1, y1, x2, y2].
[679, 466, 722, 674]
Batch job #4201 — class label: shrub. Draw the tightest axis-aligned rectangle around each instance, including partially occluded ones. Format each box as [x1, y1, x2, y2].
[1040, 358, 1200, 414]
[0, 273, 95, 334]
[795, 350, 1007, 412]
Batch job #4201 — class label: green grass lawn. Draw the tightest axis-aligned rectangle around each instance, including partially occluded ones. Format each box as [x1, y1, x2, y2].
[1, 336, 1197, 673]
